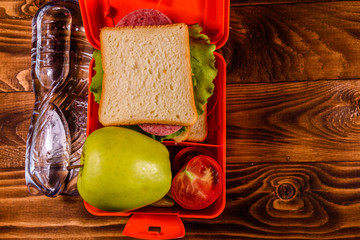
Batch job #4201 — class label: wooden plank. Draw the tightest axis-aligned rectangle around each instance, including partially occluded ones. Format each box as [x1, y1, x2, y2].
[0, 18, 33, 92]
[3, 1, 360, 89]
[0, 0, 49, 92]
[0, 169, 129, 238]
[186, 161, 360, 239]
[227, 80, 360, 163]
[230, 0, 351, 6]
[221, 1, 360, 83]
[2, 162, 360, 239]
[5, 1, 360, 89]
[0, 92, 33, 169]
[0, 0, 46, 18]
[0, 0, 85, 93]
[4, 78, 360, 166]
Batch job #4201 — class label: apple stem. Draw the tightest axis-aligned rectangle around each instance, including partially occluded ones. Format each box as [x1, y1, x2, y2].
[67, 164, 83, 170]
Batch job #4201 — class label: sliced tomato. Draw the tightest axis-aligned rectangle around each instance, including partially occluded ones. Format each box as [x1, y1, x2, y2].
[171, 147, 214, 174]
[171, 155, 223, 210]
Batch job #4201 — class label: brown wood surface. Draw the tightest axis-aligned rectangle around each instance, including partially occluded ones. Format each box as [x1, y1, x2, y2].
[2, 0, 360, 239]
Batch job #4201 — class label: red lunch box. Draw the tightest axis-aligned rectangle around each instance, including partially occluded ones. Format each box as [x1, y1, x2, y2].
[78, 0, 229, 238]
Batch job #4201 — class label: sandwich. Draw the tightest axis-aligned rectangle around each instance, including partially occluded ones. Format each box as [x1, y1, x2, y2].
[90, 9, 217, 142]
[100, 23, 196, 126]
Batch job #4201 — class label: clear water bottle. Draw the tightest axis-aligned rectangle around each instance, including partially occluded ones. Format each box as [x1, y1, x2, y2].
[25, 0, 93, 197]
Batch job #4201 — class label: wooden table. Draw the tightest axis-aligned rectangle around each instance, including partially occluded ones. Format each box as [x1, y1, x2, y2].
[2, 0, 360, 239]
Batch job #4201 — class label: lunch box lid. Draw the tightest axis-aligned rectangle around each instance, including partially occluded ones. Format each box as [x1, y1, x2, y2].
[79, 0, 229, 50]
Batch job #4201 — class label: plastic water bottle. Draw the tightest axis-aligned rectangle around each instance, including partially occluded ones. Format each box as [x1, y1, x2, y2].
[25, 0, 93, 197]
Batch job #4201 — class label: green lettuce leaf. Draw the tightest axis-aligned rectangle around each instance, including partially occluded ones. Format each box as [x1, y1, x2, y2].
[188, 24, 217, 115]
[90, 50, 103, 103]
[153, 126, 187, 142]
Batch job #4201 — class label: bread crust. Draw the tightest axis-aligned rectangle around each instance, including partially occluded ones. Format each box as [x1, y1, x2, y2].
[186, 105, 208, 142]
[172, 127, 190, 143]
[171, 104, 208, 142]
[98, 23, 197, 127]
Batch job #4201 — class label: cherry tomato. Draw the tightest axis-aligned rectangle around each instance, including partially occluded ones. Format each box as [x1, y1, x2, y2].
[171, 155, 223, 210]
[171, 147, 214, 174]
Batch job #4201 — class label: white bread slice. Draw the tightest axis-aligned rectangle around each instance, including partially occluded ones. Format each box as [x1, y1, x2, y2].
[98, 23, 197, 127]
[186, 105, 208, 142]
[172, 127, 190, 143]
[172, 104, 208, 143]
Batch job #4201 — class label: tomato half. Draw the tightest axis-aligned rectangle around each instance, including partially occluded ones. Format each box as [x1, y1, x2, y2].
[171, 155, 223, 210]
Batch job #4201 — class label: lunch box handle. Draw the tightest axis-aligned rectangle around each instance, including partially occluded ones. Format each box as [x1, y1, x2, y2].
[123, 214, 185, 239]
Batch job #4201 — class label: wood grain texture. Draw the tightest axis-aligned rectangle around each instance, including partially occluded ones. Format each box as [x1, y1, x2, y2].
[0, 92, 34, 169]
[2, 162, 360, 239]
[1, 0, 360, 239]
[2, 83, 360, 238]
[227, 80, 360, 163]
[183, 162, 360, 239]
[230, 0, 349, 6]
[0, 0, 41, 18]
[221, 1, 360, 83]
[0, 0, 48, 92]
[0, 169, 129, 238]
[0, 19, 33, 92]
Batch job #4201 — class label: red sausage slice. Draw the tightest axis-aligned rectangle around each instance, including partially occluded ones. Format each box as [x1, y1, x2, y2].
[116, 9, 172, 27]
[138, 124, 182, 136]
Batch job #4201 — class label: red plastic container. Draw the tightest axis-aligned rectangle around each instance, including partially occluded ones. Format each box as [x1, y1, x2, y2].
[79, 0, 229, 238]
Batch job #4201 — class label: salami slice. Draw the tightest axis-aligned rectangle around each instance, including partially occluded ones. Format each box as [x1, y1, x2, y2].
[139, 124, 182, 136]
[117, 9, 182, 137]
[116, 9, 172, 27]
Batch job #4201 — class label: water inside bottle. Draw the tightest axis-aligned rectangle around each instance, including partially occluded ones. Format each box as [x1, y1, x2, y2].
[26, 0, 93, 197]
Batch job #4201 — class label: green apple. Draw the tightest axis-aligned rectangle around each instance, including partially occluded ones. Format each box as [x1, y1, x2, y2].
[77, 126, 172, 212]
